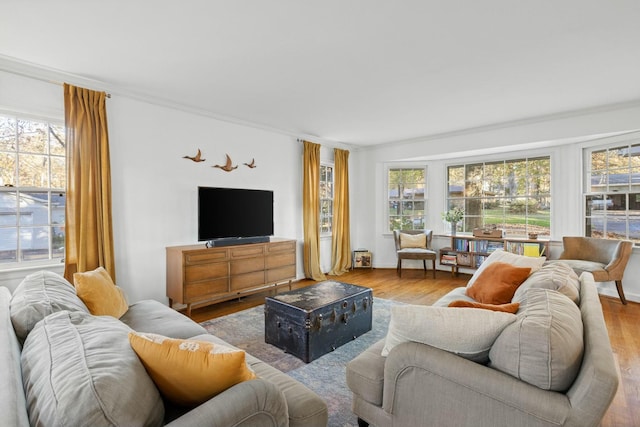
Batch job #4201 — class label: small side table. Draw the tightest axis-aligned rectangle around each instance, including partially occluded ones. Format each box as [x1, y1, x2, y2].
[353, 250, 373, 269]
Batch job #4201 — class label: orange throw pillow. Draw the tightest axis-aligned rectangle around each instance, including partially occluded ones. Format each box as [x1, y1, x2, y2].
[448, 300, 520, 314]
[465, 262, 531, 304]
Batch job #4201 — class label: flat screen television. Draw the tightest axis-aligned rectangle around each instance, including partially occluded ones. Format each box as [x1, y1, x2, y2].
[198, 187, 274, 246]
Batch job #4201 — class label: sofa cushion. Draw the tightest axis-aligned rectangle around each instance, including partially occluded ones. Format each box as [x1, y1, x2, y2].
[513, 261, 580, 305]
[74, 267, 129, 318]
[382, 304, 517, 363]
[466, 262, 531, 304]
[448, 300, 520, 313]
[21, 310, 164, 427]
[129, 332, 256, 407]
[400, 233, 426, 248]
[466, 249, 546, 289]
[10, 270, 89, 342]
[120, 299, 207, 339]
[489, 289, 584, 391]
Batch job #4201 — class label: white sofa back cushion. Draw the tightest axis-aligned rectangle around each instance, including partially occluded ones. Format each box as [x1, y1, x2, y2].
[10, 271, 89, 342]
[489, 288, 584, 391]
[466, 250, 546, 289]
[21, 310, 164, 427]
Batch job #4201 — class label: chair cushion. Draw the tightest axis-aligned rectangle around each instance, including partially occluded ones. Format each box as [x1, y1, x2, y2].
[489, 289, 584, 391]
[382, 304, 516, 363]
[399, 233, 426, 248]
[466, 262, 531, 304]
[74, 267, 129, 318]
[21, 310, 164, 427]
[10, 270, 89, 342]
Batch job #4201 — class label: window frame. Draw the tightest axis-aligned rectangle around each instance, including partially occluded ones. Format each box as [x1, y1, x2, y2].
[386, 164, 427, 232]
[0, 112, 66, 268]
[445, 155, 551, 238]
[583, 136, 640, 245]
[319, 162, 334, 237]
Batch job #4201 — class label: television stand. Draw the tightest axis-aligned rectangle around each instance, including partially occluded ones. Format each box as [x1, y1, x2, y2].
[166, 238, 296, 317]
[205, 236, 270, 248]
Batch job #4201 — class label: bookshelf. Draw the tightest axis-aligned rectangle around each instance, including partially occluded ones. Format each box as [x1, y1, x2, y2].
[439, 235, 549, 276]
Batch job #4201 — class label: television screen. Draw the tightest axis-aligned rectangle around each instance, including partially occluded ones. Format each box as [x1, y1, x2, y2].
[198, 187, 274, 241]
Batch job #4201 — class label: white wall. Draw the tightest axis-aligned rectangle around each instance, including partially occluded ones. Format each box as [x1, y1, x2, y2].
[2, 67, 640, 303]
[0, 70, 343, 301]
[350, 103, 640, 302]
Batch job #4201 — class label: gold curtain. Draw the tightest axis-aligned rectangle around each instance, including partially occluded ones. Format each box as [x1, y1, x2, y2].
[63, 83, 116, 282]
[329, 148, 351, 275]
[302, 141, 326, 281]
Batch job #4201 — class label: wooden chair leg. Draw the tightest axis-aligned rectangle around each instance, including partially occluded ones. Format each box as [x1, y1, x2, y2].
[397, 259, 402, 277]
[615, 280, 627, 305]
[423, 260, 427, 273]
[432, 259, 436, 279]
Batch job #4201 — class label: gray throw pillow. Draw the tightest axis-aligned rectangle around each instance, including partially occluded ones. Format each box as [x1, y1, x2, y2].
[10, 270, 89, 342]
[489, 289, 583, 391]
[21, 310, 164, 427]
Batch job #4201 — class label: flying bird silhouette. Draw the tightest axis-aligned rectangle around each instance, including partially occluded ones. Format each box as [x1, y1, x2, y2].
[213, 154, 238, 172]
[244, 158, 257, 168]
[182, 149, 205, 162]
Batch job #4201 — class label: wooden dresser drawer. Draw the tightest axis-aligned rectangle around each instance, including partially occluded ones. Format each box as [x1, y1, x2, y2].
[185, 278, 229, 301]
[231, 257, 265, 275]
[231, 271, 266, 291]
[267, 240, 295, 254]
[267, 252, 295, 268]
[267, 265, 296, 283]
[185, 262, 228, 282]
[231, 245, 265, 258]
[185, 249, 228, 264]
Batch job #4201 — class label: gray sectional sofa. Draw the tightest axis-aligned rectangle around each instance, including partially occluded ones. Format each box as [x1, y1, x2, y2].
[1, 271, 328, 427]
[346, 256, 619, 427]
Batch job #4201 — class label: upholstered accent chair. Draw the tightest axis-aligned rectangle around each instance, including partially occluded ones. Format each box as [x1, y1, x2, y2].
[393, 229, 437, 278]
[548, 236, 633, 304]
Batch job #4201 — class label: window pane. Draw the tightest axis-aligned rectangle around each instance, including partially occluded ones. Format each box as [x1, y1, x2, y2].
[0, 227, 17, 263]
[0, 153, 16, 186]
[0, 116, 16, 151]
[20, 192, 49, 226]
[19, 154, 49, 187]
[629, 193, 640, 242]
[18, 120, 48, 154]
[20, 226, 49, 261]
[586, 216, 604, 238]
[608, 146, 629, 169]
[51, 156, 65, 189]
[48, 124, 66, 156]
[447, 166, 464, 198]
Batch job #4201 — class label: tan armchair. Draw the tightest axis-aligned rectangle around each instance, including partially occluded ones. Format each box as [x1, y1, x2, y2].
[550, 236, 633, 304]
[393, 229, 437, 278]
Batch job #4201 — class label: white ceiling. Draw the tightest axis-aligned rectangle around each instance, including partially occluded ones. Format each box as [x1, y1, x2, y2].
[1, 1, 640, 146]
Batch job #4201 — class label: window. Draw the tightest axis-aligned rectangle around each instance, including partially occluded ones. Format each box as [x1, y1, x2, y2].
[0, 114, 66, 265]
[388, 167, 426, 231]
[584, 141, 640, 244]
[446, 157, 551, 237]
[319, 164, 333, 234]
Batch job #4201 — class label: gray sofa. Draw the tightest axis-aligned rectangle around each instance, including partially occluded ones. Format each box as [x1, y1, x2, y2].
[346, 260, 619, 427]
[1, 271, 328, 427]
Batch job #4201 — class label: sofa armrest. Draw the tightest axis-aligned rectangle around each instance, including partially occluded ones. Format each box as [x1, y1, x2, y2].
[166, 379, 289, 427]
[382, 341, 571, 426]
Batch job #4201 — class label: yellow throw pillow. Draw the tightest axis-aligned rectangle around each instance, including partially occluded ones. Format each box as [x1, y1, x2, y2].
[74, 267, 129, 318]
[128, 332, 257, 407]
[400, 233, 426, 249]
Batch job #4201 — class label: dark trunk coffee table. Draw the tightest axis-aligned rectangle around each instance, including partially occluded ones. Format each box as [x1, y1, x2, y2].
[264, 280, 373, 363]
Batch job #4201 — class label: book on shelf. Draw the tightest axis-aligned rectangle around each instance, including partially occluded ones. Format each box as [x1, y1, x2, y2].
[441, 254, 457, 265]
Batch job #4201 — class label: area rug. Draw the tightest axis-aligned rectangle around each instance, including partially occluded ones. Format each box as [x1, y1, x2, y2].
[200, 297, 398, 427]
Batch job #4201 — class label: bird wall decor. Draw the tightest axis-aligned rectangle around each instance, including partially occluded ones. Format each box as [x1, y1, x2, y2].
[244, 158, 257, 168]
[182, 149, 206, 162]
[213, 154, 238, 172]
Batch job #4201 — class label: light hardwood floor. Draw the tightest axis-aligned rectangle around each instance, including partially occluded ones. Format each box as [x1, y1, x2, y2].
[190, 268, 640, 427]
